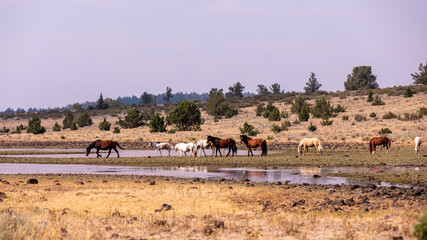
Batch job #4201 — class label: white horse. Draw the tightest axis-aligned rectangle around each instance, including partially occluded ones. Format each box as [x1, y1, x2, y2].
[415, 136, 422, 154]
[194, 140, 215, 157]
[175, 142, 197, 157]
[298, 138, 323, 156]
[148, 141, 173, 157]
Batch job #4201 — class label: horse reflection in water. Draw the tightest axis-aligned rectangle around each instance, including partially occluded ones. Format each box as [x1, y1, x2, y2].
[298, 167, 321, 176]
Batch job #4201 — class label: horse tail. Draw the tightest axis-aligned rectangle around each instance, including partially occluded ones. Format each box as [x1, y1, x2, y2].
[233, 141, 237, 154]
[116, 142, 124, 150]
[262, 140, 267, 156]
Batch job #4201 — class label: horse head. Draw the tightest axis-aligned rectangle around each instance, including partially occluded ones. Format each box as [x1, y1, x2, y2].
[85, 147, 91, 156]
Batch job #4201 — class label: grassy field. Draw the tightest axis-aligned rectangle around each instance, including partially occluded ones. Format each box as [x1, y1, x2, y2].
[0, 174, 425, 239]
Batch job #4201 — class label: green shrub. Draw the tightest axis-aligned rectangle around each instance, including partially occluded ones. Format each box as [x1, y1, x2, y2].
[311, 96, 334, 119]
[27, 116, 46, 134]
[0, 126, 9, 133]
[76, 112, 93, 127]
[166, 99, 202, 131]
[370, 112, 376, 118]
[307, 122, 317, 132]
[206, 89, 238, 119]
[298, 105, 310, 122]
[320, 117, 333, 126]
[367, 90, 373, 102]
[354, 114, 366, 122]
[98, 118, 111, 131]
[52, 122, 61, 132]
[372, 95, 385, 106]
[293, 119, 300, 125]
[404, 87, 413, 98]
[334, 104, 347, 113]
[256, 103, 264, 116]
[291, 96, 309, 114]
[271, 123, 282, 133]
[60, 135, 65, 139]
[342, 115, 349, 121]
[239, 122, 259, 136]
[382, 111, 397, 119]
[414, 213, 427, 240]
[282, 120, 291, 128]
[17, 124, 26, 131]
[70, 121, 78, 131]
[398, 112, 423, 121]
[262, 102, 281, 121]
[117, 107, 145, 129]
[149, 113, 167, 133]
[378, 128, 392, 135]
[281, 110, 289, 118]
[167, 129, 177, 134]
[268, 108, 281, 121]
[267, 135, 274, 140]
[418, 107, 427, 116]
[113, 127, 120, 133]
[62, 111, 74, 129]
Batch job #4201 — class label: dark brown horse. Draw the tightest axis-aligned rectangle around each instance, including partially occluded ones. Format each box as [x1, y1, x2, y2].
[240, 135, 267, 156]
[86, 140, 124, 158]
[369, 136, 391, 154]
[207, 135, 237, 157]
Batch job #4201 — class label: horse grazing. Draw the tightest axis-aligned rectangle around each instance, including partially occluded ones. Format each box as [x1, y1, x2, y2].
[298, 138, 323, 156]
[194, 140, 215, 157]
[369, 136, 391, 154]
[415, 136, 422, 154]
[86, 140, 124, 158]
[207, 135, 237, 157]
[240, 135, 267, 156]
[174, 142, 197, 157]
[148, 141, 173, 157]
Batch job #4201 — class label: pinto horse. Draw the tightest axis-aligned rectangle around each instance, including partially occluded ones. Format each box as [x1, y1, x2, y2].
[207, 135, 237, 157]
[194, 140, 215, 157]
[86, 140, 124, 158]
[148, 141, 173, 157]
[369, 136, 391, 154]
[240, 135, 267, 156]
[298, 138, 323, 156]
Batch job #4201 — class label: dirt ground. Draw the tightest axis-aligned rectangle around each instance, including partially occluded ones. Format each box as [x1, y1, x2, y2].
[1, 174, 425, 239]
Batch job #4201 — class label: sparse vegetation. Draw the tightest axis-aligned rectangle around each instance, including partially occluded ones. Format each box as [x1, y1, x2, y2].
[206, 88, 238, 119]
[342, 115, 349, 121]
[334, 104, 346, 113]
[62, 111, 74, 129]
[98, 118, 111, 131]
[271, 123, 281, 133]
[354, 114, 366, 122]
[117, 107, 145, 129]
[307, 122, 317, 132]
[311, 96, 334, 119]
[26, 116, 46, 134]
[371, 95, 385, 106]
[378, 128, 392, 135]
[382, 111, 397, 119]
[320, 118, 333, 126]
[367, 90, 373, 102]
[404, 87, 413, 98]
[370, 112, 376, 118]
[414, 213, 427, 240]
[52, 122, 61, 131]
[239, 122, 258, 136]
[76, 112, 93, 127]
[113, 127, 120, 133]
[344, 65, 378, 90]
[149, 113, 167, 133]
[166, 99, 202, 131]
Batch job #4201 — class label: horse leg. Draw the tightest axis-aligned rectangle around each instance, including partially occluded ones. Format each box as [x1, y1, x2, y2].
[168, 149, 171, 157]
[314, 145, 319, 156]
[96, 149, 101, 158]
[154, 149, 158, 157]
[114, 148, 119, 158]
[218, 148, 223, 157]
[106, 149, 111, 158]
[226, 147, 231, 157]
[202, 148, 207, 157]
[247, 148, 250, 157]
[159, 149, 163, 157]
[250, 148, 254, 157]
[184, 152, 187, 156]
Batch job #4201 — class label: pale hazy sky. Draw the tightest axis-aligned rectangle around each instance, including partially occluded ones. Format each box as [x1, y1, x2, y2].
[1, 0, 426, 111]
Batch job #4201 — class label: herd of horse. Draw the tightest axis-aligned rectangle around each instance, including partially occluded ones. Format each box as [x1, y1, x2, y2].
[85, 135, 423, 158]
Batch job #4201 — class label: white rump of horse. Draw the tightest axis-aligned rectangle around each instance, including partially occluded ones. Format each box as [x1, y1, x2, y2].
[415, 136, 422, 154]
[148, 141, 173, 157]
[194, 140, 215, 157]
[298, 138, 323, 156]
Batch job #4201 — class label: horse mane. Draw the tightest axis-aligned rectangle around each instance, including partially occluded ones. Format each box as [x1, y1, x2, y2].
[241, 135, 252, 140]
[88, 140, 101, 149]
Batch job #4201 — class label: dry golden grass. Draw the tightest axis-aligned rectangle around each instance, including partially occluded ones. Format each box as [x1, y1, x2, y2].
[0, 175, 425, 239]
[0, 93, 425, 144]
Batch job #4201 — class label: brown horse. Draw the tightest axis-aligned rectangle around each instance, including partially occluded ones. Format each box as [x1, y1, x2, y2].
[207, 135, 237, 157]
[240, 135, 267, 156]
[369, 136, 391, 154]
[86, 140, 124, 158]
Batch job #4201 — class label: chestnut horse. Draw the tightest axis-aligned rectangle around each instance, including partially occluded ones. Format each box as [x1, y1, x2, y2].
[240, 135, 267, 156]
[369, 136, 391, 154]
[86, 140, 124, 158]
[298, 138, 323, 156]
[207, 135, 237, 157]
